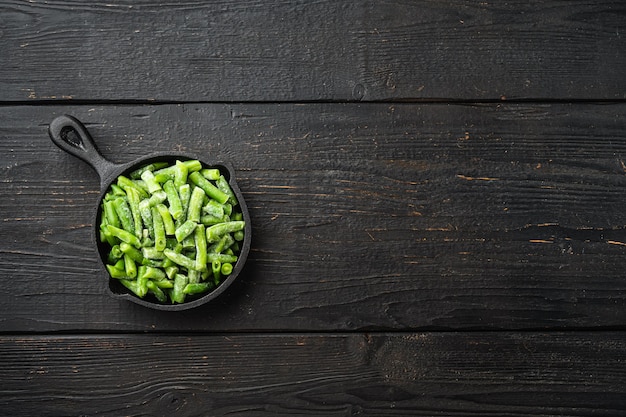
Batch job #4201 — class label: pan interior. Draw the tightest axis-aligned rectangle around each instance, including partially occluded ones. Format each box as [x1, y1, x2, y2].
[93, 154, 249, 310]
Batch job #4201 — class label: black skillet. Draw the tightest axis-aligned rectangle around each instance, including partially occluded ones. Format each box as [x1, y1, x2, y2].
[48, 114, 251, 311]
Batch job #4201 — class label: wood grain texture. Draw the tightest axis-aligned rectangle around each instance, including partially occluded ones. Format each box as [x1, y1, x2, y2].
[1, 103, 626, 332]
[1, 332, 625, 416]
[1, 0, 625, 102]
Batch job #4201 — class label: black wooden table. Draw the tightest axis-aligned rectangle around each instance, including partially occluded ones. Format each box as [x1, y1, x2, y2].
[2, 1, 626, 415]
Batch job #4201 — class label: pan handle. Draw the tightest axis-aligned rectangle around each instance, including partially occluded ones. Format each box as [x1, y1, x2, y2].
[48, 115, 118, 185]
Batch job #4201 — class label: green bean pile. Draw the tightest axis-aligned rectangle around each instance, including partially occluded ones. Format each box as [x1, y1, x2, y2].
[99, 159, 245, 304]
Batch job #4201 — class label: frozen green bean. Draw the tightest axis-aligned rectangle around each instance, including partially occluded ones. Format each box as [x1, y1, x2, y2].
[123, 254, 137, 279]
[194, 224, 207, 271]
[211, 260, 221, 284]
[163, 249, 197, 271]
[163, 180, 183, 220]
[117, 175, 148, 199]
[174, 160, 188, 188]
[177, 184, 191, 224]
[120, 242, 144, 264]
[112, 198, 134, 235]
[140, 170, 162, 194]
[125, 187, 144, 239]
[151, 206, 166, 252]
[107, 225, 141, 248]
[170, 273, 188, 304]
[175, 219, 197, 243]
[155, 203, 176, 235]
[216, 175, 237, 205]
[207, 253, 238, 263]
[206, 221, 245, 243]
[201, 168, 221, 180]
[221, 262, 233, 276]
[103, 200, 120, 229]
[106, 264, 129, 279]
[189, 171, 229, 204]
[142, 246, 164, 260]
[187, 186, 205, 223]
[202, 199, 224, 218]
[183, 282, 213, 295]
[141, 265, 166, 280]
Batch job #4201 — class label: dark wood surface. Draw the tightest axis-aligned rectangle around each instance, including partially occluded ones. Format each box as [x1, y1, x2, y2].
[2, 333, 625, 416]
[1, 1, 625, 415]
[2, 0, 626, 101]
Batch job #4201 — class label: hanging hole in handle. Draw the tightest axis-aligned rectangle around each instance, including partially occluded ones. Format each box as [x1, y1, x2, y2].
[60, 126, 85, 150]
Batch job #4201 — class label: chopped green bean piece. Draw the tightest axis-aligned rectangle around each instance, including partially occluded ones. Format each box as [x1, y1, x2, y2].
[107, 225, 141, 248]
[110, 245, 123, 260]
[140, 170, 162, 194]
[174, 160, 188, 188]
[189, 171, 229, 204]
[153, 173, 171, 184]
[112, 198, 134, 235]
[221, 262, 233, 276]
[223, 203, 232, 217]
[212, 260, 221, 285]
[113, 259, 125, 271]
[187, 186, 205, 223]
[136, 267, 149, 298]
[202, 199, 224, 218]
[151, 206, 166, 252]
[148, 190, 167, 206]
[178, 184, 191, 223]
[206, 221, 245, 243]
[201, 215, 225, 226]
[125, 187, 144, 239]
[103, 200, 121, 229]
[163, 249, 197, 271]
[233, 230, 244, 242]
[201, 168, 221, 180]
[154, 279, 174, 289]
[183, 282, 213, 295]
[188, 268, 201, 284]
[106, 247, 120, 264]
[181, 235, 196, 249]
[117, 175, 148, 199]
[207, 253, 238, 263]
[142, 246, 165, 260]
[216, 175, 237, 205]
[175, 219, 197, 243]
[155, 203, 176, 235]
[106, 264, 129, 279]
[138, 199, 154, 238]
[182, 159, 202, 172]
[108, 184, 126, 198]
[170, 274, 188, 304]
[123, 254, 137, 279]
[194, 224, 207, 271]
[165, 266, 179, 279]
[163, 180, 183, 220]
[119, 242, 144, 264]
[142, 265, 166, 280]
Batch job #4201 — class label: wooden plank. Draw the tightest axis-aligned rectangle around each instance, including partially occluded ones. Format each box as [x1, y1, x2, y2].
[1, 0, 625, 101]
[1, 332, 624, 416]
[1, 103, 626, 332]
